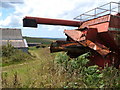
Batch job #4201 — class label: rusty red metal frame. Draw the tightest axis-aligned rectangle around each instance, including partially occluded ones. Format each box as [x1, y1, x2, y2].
[23, 2, 120, 68]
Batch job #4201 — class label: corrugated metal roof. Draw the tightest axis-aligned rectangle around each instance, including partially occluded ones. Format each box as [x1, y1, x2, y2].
[0, 28, 28, 48]
[1, 28, 23, 40]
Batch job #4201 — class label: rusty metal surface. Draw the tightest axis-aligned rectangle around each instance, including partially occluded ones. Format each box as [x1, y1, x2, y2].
[109, 15, 120, 29]
[84, 40, 110, 56]
[51, 41, 83, 51]
[79, 14, 120, 33]
[50, 40, 89, 58]
[79, 15, 110, 33]
[80, 14, 110, 28]
[64, 28, 110, 56]
[64, 30, 86, 41]
[97, 31, 119, 51]
[23, 16, 82, 27]
[64, 28, 98, 42]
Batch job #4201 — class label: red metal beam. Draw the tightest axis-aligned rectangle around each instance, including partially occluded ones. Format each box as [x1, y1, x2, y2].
[24, 16, 82, 27]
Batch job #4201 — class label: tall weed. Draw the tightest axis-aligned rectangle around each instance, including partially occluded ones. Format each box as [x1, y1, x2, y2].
[54, 52, 120, 88]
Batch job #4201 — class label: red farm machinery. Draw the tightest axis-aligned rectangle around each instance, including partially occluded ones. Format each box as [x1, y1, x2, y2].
[23, 2, 120, 68]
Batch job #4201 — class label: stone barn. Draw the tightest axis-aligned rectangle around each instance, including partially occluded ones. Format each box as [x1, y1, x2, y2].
[0, 28, 28, 52]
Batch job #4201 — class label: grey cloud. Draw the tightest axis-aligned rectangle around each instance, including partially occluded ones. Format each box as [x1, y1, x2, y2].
[0, 0, 24, 8]
[0, 0, 23, 3]
[0, 2, 14, 8]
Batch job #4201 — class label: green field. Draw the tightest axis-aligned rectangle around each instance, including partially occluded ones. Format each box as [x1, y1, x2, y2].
[23, 36, 57, 45]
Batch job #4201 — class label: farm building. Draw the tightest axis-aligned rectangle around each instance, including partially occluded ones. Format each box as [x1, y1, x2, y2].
[0, 28, 28, 52]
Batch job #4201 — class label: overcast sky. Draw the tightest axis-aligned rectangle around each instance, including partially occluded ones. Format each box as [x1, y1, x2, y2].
[0, 0, 120, 38]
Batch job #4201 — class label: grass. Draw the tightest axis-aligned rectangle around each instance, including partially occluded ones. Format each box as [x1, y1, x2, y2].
[2, 47, 120, 88]
[2, 48, 68, 88]
[1, 44, 33, 67]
